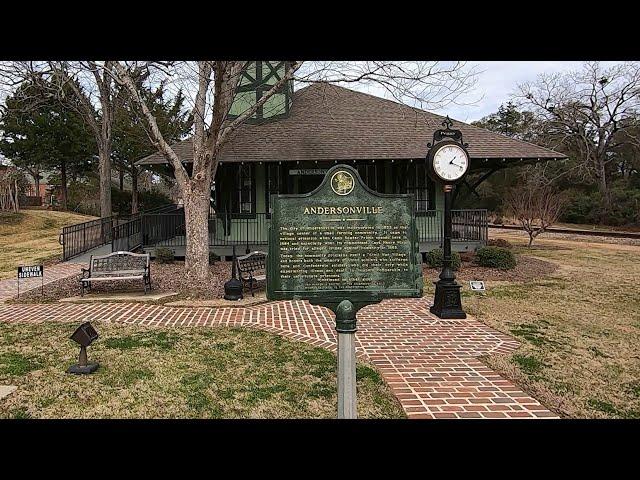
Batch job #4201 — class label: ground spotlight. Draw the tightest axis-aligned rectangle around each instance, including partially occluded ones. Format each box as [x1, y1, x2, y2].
[67, 322, 100, 374]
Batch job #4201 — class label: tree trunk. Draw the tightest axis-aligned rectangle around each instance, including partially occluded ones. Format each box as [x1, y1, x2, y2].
[33, 172, 40, 198]
[119, 168, 124, 191]
[596, 156, 610, 212]
[60, 159, 68, 210]
[98, 143, 112, 218]
[14, 180, 20, 212]
[183, 182, 211, 282]
[131, 166, 139, 215]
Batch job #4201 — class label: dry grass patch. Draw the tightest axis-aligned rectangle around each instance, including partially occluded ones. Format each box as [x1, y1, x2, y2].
[458, 233, 640, 419]
[0, 321, 405, 419]
[0, 210, 96, 280]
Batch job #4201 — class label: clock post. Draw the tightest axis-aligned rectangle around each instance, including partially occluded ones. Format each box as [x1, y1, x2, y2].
[426, 117, 469, 319]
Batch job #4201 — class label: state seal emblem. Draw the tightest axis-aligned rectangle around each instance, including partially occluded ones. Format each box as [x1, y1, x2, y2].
[330, 170, 355, 196]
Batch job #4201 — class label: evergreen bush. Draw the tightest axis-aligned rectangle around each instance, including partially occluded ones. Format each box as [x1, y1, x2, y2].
[424, 248, 461, 270]
[476, 246, 516, 270]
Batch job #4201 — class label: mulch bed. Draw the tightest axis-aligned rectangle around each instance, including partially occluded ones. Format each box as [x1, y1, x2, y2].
[11, 253, 556, 304]
[10, 261, 246, 304]
[423, 254, 558, 283]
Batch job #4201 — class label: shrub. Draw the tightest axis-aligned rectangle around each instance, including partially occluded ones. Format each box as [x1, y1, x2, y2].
[476, 246, 516, 270]
[67, 179, 173, 216]
[486, 238, 513, 249]
[155, 247, 175, 264]
[111, 187, 172, 216]
[560, 182, 640, 227]
[424, 249, 461, 270]
[67, 179, 100, 216]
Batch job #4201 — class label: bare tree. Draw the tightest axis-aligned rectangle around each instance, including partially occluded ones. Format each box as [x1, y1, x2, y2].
[40, 61, 122, 219]
[506, 172, 565, 247]
[0, 61, 138, 218]
[0, 165, 23, 212]
[516, 61, 640, 211]
[111, 60, 479, 281]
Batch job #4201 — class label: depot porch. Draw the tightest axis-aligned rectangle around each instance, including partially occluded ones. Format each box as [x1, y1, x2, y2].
[128, 82, 565, 260]
[132, 160, 488, 258]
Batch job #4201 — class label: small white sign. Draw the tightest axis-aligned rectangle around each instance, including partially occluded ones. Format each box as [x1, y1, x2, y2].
[289, 168, 329, 176]
[469, 281, 485, 292]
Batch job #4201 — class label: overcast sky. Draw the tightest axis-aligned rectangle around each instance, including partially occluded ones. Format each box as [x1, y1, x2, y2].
[426, 61, 623, 122]
[0, 61, 625, 127]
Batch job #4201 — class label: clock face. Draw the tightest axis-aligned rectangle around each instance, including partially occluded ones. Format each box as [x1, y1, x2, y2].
[433, 144, 469, 182]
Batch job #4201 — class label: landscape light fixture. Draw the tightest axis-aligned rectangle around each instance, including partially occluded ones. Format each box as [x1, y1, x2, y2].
[67, 322, 100, 374]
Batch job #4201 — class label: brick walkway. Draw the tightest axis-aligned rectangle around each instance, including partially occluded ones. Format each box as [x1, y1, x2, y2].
[0, 287, 557, 418]
[0, 263, 85, 302]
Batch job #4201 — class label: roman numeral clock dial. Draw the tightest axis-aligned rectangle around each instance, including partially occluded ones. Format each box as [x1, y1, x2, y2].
[432, 144, 469, 182]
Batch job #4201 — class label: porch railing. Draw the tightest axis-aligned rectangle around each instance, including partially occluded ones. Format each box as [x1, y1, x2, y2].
[415, 209, 488, 244]
[139, 209, 488, 251]
[112, 204, 182, 253]
[141, 211, 270, 249]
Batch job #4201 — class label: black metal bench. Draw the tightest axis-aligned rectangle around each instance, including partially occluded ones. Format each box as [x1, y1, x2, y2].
[80, 251, 151, 296]
[236, 251, 266, 296]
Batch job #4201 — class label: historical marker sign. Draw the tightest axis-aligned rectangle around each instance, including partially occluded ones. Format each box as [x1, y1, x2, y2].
[267, 164, 422, 419]
[267, 164, 423, 310]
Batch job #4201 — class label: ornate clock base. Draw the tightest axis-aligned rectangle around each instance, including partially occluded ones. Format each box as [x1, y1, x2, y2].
[430, 280, 466, 319]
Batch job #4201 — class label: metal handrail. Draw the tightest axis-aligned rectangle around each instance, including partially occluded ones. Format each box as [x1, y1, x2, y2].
[139, 209, 488, 250]
[60, 216, 116, 261]
[59, 204, 180, 260]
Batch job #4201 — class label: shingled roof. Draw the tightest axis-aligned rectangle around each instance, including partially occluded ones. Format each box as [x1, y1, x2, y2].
[137, 83, 565, 166]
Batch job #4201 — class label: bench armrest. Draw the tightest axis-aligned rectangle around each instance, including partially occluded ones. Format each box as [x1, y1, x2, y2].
[79, 268, 90, 284]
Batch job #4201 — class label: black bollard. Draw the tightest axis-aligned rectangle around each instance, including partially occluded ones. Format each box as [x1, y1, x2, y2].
[224, 245, 243, 301]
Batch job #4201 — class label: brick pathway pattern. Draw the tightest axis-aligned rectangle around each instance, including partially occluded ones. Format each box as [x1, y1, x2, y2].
[0, 263, 85, 302]
[0, 271, 557, 418]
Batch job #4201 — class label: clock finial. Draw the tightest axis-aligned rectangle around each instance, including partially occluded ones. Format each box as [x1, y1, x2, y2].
[442, 116, 453, 130]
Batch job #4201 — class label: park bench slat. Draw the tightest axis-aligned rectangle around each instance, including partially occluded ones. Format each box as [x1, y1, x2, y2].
[89, 270, 147, 276]
[83, 275, 145, 281]
[236, 251, 267, 297]
[80, 251, 151, 296]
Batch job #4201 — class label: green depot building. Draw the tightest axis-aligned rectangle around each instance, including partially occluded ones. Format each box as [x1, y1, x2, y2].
[136, 61, 565, 258]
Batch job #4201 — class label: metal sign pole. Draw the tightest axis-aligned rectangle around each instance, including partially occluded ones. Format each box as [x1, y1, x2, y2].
[337, 331, 357, 419]
[335, 299, 357, 419]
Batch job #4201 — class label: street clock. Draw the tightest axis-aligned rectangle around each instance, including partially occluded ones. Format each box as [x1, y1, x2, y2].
[429, 141, 470, 183]
[425, 116, 470, 319]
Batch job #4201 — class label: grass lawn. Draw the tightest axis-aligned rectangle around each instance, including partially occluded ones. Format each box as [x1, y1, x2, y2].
[0, 210, 96, 280]
[437, 230, 640, 419]
[0, 321, 405, 419]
